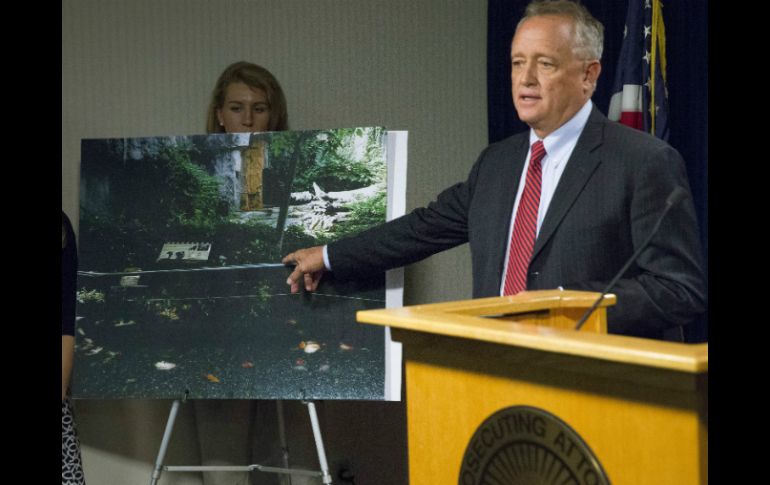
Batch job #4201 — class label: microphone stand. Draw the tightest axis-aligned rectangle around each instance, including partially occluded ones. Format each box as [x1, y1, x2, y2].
[574, 187, 687, 331]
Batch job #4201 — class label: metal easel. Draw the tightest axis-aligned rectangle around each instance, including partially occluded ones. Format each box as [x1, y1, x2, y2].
[149, 395, 333, 485]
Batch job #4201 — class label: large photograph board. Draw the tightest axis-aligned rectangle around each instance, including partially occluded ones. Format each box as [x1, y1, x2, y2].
[73, 127, 403, 400]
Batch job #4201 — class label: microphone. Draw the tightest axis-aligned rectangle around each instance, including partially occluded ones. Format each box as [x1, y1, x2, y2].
[573, 186, 689, 331]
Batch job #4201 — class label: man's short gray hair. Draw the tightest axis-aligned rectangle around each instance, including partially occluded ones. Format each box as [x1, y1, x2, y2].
[518, 0, 604, 60]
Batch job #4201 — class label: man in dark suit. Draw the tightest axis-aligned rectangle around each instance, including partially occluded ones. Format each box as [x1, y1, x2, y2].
[282, 0, 706, 341]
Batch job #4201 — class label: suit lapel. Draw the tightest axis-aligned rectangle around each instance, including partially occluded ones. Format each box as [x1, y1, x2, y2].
[532, 108, 606, 260]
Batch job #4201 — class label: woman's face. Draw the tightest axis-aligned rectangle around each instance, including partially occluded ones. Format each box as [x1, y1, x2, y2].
[216, 81, 271, 133]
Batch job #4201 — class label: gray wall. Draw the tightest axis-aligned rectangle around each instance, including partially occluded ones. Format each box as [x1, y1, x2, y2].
[63, 1, 488, 483]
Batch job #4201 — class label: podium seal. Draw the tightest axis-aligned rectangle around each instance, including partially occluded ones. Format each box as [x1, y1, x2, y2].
[459, 405, 609, 485]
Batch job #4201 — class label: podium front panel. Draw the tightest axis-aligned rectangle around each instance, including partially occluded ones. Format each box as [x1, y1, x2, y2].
[397, 331, 707, 485]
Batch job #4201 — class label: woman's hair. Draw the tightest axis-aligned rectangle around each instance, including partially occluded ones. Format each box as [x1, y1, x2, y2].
[205, 61, 289, 133]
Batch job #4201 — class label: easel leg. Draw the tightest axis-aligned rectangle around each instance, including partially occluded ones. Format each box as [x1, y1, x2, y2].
[150, 399, 181, 485]
[304, 401, 333, 485]
[276, 399, 292, 485]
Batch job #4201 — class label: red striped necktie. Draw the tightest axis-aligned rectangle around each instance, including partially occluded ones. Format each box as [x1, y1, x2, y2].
[503, 140, 546, 295]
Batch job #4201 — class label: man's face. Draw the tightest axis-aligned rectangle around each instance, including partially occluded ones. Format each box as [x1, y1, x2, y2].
[510, 15, 600, 138]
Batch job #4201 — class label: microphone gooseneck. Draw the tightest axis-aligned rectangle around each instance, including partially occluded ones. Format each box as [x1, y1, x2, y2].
[573, 186, 688, 331]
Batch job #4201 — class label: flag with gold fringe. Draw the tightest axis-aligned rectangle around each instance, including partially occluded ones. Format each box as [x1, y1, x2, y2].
[608, 0, 669, 140]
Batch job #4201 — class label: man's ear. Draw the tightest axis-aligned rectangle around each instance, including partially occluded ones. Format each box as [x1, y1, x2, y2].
[584, 60, 602, 92]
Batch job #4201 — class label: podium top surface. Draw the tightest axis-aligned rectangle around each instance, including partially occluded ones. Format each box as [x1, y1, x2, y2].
[358, 290, 707, 374]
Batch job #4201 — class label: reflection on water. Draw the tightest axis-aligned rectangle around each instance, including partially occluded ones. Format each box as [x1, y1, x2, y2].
[73, 267, 386, 400]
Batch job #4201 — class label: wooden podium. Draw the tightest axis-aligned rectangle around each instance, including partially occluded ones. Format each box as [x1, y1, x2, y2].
[358, 290, 707, 485]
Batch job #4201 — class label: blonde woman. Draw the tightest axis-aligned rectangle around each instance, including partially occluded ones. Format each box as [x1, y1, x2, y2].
[196, 61, 315, 485]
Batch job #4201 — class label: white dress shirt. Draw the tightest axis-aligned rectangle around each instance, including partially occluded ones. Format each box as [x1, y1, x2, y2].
[498, 99, 594, 294]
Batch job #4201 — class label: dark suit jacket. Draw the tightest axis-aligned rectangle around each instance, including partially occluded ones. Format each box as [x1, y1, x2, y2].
[328, 107, 706, 340]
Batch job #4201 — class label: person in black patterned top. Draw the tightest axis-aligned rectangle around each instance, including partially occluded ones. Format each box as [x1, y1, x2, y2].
[62, 211, 85, 484]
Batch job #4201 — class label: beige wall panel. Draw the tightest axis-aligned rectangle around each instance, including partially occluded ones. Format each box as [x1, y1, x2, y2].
[63, 1, 489, 483]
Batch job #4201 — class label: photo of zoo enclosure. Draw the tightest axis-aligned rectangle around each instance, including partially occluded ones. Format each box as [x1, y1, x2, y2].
[74, 127, 398, 400]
